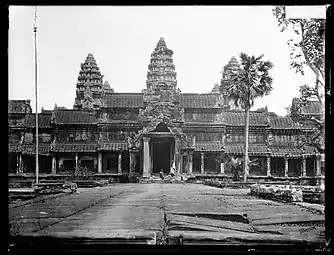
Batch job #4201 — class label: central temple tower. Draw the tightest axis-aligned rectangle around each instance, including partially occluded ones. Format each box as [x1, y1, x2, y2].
[130, 38, 188, 176]
[139, 37, 184, 123]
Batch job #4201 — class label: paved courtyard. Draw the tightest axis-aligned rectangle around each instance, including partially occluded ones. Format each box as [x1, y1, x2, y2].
[9, 183, 325, 244]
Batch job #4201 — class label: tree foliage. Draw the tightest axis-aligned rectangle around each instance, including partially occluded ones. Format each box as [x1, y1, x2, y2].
[224, 53, 274, 109]
[272, 6, 326, 105]
[221, 53, 273, 181]
[273, 6, 326, 154]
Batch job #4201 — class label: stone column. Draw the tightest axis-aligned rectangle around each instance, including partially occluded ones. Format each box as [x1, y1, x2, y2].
[52, 155, 57, 174]
[16, 154, 23, 174]
[301, 158, 307, 177]
[188, 154, 193, 174]
[284, 158, 289, 177]
[75, 154, 79, 173]
[316, 156, 321, 176]
[97, 151, 102, 173]
[220, 162, 225, 175]
[118, 152, 122, 174]
[129, 151, 135, 175]
[143, 137, 150, 177]
[174, 138, 181, 174]
[266, 156, 271, 176]
[200, 152, 205, 174]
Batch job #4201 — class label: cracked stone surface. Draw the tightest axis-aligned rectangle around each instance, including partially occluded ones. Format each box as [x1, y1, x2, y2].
[9, 184, 325, 243]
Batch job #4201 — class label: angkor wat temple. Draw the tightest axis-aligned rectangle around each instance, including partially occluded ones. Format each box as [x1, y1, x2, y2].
[8, 38, 324, 183]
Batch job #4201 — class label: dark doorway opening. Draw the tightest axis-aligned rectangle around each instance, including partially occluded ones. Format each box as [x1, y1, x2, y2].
[152, 137, 173, 173]
[306, 158, 315, 176]
[80, 159, 95, 172]
[249, 156, 266, 176]
[271, 158, 285, 177]
[24, 155, 35, 173]
[204, 154, 219, 173]
[39, 156, 52, 174]
[288, 159, 301, 177]
[135, 155, 140, 173]
[122, 151, 129, 174]
[63, 159, 75, 173]
[8, 153, 17, 174]
[182, 155, 187, 173]
[193, 152, 201, 173]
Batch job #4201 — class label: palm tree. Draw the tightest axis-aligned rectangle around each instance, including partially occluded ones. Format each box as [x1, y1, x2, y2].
[221, 53, 274, 182]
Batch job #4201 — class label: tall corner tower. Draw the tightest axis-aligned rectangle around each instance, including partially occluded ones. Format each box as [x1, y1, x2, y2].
[220, 56, 243, 110]
[74, 53, 103, 110]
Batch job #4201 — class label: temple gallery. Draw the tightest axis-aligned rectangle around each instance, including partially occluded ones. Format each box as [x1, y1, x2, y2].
[8, 38, 324, 183]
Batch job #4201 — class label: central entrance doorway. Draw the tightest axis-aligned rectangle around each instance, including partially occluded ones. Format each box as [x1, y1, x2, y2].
[151, 137, 173, 174]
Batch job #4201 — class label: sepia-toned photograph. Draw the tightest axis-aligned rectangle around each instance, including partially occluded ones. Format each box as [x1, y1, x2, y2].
[8, 5, 330, 252]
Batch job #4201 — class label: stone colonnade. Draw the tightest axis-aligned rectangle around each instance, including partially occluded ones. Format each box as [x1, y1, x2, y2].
[12, 149, 323, 177]
[179, 152, 322, 177]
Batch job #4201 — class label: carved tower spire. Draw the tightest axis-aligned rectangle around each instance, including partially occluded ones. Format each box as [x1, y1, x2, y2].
[140, 38, 184, 123]
[74, 53, 103, 109]
[144, 38, 180, 103]
[220, 56, 243, 110]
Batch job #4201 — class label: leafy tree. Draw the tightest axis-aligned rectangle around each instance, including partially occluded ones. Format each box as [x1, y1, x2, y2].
[224, 155, 260, 181]
[272, 6, 325, 153]
[272, 6, 325, 108]
[221, 54, 274, 182]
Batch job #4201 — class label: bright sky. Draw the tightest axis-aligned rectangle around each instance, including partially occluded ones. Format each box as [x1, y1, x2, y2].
[8, 6, 318, 116]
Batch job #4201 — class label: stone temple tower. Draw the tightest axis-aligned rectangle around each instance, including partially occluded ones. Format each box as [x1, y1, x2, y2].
[220, 56, 243, 110]
[140, 37, 184, 123]
[74, 53, 104, 109]
[145, 37, 178, 96]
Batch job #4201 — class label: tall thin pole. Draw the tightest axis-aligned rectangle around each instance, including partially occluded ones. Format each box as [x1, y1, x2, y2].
[34, 6, 39, 184]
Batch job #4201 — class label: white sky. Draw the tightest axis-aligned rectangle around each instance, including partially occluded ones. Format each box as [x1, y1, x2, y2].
[8, 6, 319, 116]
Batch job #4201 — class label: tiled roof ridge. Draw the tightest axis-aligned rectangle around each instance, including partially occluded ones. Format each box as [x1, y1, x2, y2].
[181, 93, 221, 95]
[106, 93, 143, 95]
[27, 112, 52, 115]
[54, 108, 94, 112]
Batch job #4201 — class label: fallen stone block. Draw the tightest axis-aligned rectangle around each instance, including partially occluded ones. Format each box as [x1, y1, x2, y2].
[250, 184, 303, 202]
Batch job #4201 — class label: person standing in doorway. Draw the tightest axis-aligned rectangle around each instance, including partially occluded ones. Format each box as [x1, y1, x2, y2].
[159, 169, 164, 179]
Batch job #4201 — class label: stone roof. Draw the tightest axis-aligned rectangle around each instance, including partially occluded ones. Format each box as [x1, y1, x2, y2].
[102, 93, 224, 109]
[102, 93, 144, 108]
[223, 111, 269, 126]
[223, 144, 270, 155]
[195, 141, 223, 152]
[270, 146, 318, 157]
[268, 114, 301, 130]
[180, 94, 223, 108]
[98, 142, 128, 151]
[21, 144, 51, 155]
[291, 98, 323, 116]
[8, 143, 21, 153]
[52, 110, 97, 125]
[8, 100, 32, 114]
[52, 143, 97, 153]
[23, 113, 52, 128]
[300, 101, 323, 115]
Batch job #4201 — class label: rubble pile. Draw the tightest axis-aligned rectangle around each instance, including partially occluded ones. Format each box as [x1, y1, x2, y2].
[164, 173, 196, 183]
[203, 179, 253, 189]
[34, 182, 78, 195]
[203, 179, 226, 188]
[300, 186, 325, 204]
[250, 184, 303, 202]
[138, 173, 196, 184]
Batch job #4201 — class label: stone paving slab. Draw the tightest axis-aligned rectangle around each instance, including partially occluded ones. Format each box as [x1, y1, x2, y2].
[168, 230, 323, 244]
[251, 214, 324, 226]
[169, 214, 255, 233]
[9, 183, 325, 244]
